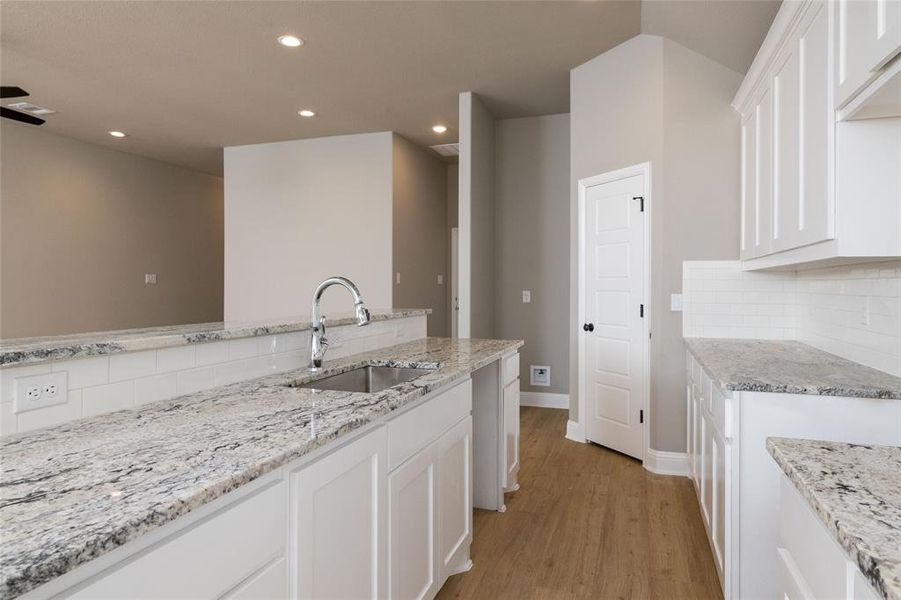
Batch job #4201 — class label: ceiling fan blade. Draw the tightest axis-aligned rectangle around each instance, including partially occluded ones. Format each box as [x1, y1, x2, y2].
[0, 86, 29, 99]
[1, 106, 45, 125]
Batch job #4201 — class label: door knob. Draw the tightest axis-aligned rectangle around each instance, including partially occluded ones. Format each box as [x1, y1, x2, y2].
[583, 323, 594, 332]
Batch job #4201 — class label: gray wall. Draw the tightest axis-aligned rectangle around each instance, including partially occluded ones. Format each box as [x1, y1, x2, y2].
[459, 92, 497, 339]
[570, 35, 741, 452]
[0, 122, 224, 339]
[495, 114, 570, 394]
[446, 164, 458, 335]
[392, 134, 448, 337]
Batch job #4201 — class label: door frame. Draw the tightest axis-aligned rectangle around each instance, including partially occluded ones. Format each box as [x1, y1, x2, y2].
[575, 162, 652, 463]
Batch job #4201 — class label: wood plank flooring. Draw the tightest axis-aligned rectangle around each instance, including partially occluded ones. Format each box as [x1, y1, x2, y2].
[436, 407, 722, 600]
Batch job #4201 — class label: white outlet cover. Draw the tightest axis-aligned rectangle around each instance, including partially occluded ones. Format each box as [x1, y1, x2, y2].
[670, 293, 683, 312]
[530, 365, 550, 387]
[522, 290, 531, 303]
[145, 273, 157, 285]
[437, 274, 443, 285]
[14, 371, 67, 413]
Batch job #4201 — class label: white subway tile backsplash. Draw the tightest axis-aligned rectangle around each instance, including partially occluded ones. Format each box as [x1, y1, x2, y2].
[53, 356, 108, 389]
[176, 367, 214, 395]
[684, 259, 901, 377]
[109, 350, 157, 382]
[17, 390, 82, 433]
[156, 346, 196, 373]
[0, 315, 428, 436]
[195, 341, 230, 366]
[83, 382, 134, 417]
[134, 373, 178, 406]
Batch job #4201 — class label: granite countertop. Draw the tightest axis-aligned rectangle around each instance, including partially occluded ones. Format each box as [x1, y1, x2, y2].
[0, 336, 522, 599]
[768, 438, 901, 600]
[684, 338, 901, 399]
[0, 309, 429, 367]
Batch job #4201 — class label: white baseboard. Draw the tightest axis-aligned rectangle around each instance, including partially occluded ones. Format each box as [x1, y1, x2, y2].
[643, 448, 689, 476]
[520, 391, 569, 410]
[565, 419, 586, 443]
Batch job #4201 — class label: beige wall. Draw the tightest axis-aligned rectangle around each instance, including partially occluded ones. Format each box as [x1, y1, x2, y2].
[458, 92, 497, 339]
[223, 132, 394, 321]
[392, 134, 448, 337]
[570, 35, 742, 452]
[495, 114, 570, 394]
[0, 122, 223, 339]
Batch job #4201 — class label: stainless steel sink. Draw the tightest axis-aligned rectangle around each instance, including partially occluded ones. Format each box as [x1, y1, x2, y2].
[294, 366, 433, 393]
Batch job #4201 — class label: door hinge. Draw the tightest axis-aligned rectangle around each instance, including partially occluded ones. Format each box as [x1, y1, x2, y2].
[639, 304, 644, 318]
[640, 409, 644, 424]
[633, 196, 645, 212]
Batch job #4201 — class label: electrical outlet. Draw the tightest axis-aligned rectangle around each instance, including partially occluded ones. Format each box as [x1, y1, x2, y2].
[145, 273, 157, 285]
[522, 290, 531, 303]
[671, 293, 683, 312]
[437, 274, 443, 285]
[14, 371, 67, 413]
[530, 365, 550, 387]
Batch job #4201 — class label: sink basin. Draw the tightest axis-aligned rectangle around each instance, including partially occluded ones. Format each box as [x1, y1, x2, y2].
[294, 366, 433, 393]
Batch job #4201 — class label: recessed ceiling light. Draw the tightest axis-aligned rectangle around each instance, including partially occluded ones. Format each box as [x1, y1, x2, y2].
[278, 35, 304, 48]
[108, 130, 126, 138]
[298, 109, 316, 118]
[432, 124, 447, 134]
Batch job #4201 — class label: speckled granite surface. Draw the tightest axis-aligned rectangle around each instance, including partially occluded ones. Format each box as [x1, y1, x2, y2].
[768, 438, 901, 600]
[0, 336, 521, 599]
[685, 338, 901, 399]
[0, 309, 428, 367]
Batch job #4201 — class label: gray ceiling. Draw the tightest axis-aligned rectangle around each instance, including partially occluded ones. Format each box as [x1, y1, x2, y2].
[0, 1, 779, 177]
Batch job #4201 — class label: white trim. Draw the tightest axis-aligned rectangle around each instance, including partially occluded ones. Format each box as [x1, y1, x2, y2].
[576, 162, 652, 463]
[519, 392, 569, 410]
[565, 419, 586, 443]
[643, 449, 689, 477]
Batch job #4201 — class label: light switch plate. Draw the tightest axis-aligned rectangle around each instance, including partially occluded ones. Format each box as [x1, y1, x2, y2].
[437, 274, 443, 285]
[670, 293, 683, 312]
[145, 273, 157, 285]
[14, 371, 68, 413]
[522, 290, 531, 303]
[395, 272, 401, 285]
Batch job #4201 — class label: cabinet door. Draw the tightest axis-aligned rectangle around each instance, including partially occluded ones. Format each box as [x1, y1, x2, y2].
[388, 444, 438, 600]
[686, 384, 694, 476]
[797, 2, 833, 247]
[773, 42, 801, 252]
[502, 379, 520, 491]
[691, 384, 702, 491]
[437, 416, 473, 579]
[290, 427, 387, 600]
[836, 0, 901, 107]
[740, 110, 757, 259]
[711, 431, 727, 580]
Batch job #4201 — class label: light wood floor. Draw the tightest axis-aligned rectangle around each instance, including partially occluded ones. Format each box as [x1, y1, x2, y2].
[436, 407, 722, 600]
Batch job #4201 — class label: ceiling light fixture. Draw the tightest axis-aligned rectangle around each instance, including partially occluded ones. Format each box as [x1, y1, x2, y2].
[298, 109, 316, 118]
[108, 130, 126, 138]
[278, 35, 304, 48]
[432, 124, 447, 134]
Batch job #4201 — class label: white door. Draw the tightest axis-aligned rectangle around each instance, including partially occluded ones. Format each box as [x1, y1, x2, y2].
[581, 171, 647, 460]
[290, 427, 387, 600]
[451, 227, 459, 338]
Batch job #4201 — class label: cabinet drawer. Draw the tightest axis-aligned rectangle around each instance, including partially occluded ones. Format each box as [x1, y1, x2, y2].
[503, 353, 519, 386]
[388, 379, 472, 471]
[72, 480, 286, 600]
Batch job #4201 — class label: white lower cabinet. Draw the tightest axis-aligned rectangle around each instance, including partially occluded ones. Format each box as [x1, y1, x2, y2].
[290, 427, 388, 600]
[777, 475, 880, 600]
[501, 379, 520, 492]
[685, 349, 901, 600]
[436, 416, 473, 580]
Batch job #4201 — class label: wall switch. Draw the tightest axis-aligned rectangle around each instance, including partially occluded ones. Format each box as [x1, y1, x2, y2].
[145, 273, 157, 285]
[670, 293, 683, 312]
[14, 371, 67, 413]
[437, 274, 443, 285]
[395, 272, 401, 285]
[530, 365, 550, 387]
[522, 290, 531, 303]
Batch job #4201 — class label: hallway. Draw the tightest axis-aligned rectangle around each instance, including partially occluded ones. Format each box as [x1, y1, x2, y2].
[437, 407, 722, 599]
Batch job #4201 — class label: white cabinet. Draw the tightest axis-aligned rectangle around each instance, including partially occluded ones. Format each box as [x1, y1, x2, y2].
[389, 441, 438, 600]
[502, 379, 520, 492]
[290, 427, 387, 600]
[835, 0, 901, 111]
[734, 0, 900, 269]
[436, 416, 473, 580]
[777, 474, 881, 600]
[685, 346, 901, 600]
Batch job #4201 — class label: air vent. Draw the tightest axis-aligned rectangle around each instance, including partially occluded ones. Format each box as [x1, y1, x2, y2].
[430, 143, 460, 157]
[6, 102, 56, 116]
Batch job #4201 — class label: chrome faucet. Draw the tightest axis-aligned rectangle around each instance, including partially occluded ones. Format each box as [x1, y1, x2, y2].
[310, 276, 372, 369]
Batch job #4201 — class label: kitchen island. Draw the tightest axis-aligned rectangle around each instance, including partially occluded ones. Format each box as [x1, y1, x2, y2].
[1, 336, 523, 600]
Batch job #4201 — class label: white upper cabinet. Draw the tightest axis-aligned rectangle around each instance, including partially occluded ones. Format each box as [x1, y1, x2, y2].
[835, 0, 901, 115]
[733, 0, 900, 270]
